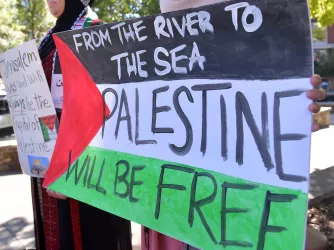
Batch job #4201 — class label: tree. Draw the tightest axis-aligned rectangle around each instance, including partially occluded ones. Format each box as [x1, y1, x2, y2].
[137, 0, 160, 17]
[16, 0, 55, 43]
[309, 0, 334, 27]
[0, 0, 25, 53]
[93, 0, 160, 23]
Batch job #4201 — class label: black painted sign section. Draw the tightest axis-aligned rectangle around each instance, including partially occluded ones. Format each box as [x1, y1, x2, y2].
[55, 0, 312, 85]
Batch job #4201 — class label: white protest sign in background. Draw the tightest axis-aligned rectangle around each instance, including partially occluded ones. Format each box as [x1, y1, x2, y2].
[0, 40, 58, 177]
[51, 73, 63, 109]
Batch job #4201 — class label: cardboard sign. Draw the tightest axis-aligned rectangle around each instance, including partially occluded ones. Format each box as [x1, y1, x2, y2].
[0, 40, 58, 177]
[45, 0, 313, 249]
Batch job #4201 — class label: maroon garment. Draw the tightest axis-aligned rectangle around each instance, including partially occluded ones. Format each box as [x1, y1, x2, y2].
[141, 227, 185, 250]
[31, 49, 63, 250]
[42, 49, 55, 88]
[32, 19, 132, 250]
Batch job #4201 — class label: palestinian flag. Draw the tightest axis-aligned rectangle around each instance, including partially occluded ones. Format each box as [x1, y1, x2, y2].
[44, 1, 313, 249]
[39, 115, 58, 142]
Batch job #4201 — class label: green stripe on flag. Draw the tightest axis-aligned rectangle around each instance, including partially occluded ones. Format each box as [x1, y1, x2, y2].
[83, 17, 93, 28]
[39, 119, 50, 142]
[49, 146, 308, 250]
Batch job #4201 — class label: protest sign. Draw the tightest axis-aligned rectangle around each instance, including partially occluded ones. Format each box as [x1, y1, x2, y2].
[0, 40, 58, 177]
[44, 0, 313, 249]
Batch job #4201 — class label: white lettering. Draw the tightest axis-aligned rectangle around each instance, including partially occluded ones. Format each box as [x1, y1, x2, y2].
[186, 13, 199, 36]
[154, 16, 170, 39]
[154, 47, 171, 76]
[170, 44, 188, 74]
[110, 22, 126, 44]
[73, 34, 83, 53]
[166, 19, 174, 38]
[189, 42, 206, 71]
[242, 5, 263, 32]
[111, 52, 129, 79]
[91, 30, 102, 48]
[172, 17, 186, 37]
[122, 25, 136, 42]
[136, 50, 148, 78]
[224, 2, 249, 31]
[99, 29, 112, 47]
[82, 32, 94, 51]
[198, 11, 214, 33]
[126, 53, 137, 77]
[133, 20, 148, 42]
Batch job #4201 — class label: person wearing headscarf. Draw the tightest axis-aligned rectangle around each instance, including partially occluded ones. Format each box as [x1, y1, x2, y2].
[33, 1, 132, 249]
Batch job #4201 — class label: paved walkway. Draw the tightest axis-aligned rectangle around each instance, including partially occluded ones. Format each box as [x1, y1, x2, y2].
[309, 125, 334, 202]
[0, 171, 142, 250]
[0, 134, 142, 249]
[1, 123, 334, 249]
[0, 173, 34, 250]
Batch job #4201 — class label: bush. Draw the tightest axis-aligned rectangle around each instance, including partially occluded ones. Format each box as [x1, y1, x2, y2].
[315, 51, 334, 77]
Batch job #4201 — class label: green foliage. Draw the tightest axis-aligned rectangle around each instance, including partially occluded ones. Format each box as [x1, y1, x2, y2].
[0, 0, 25, 53]
[16, 0, 55, 42]
[137, 0, 160, 17]
[309, 0, 334, 27]
[92, 0, 160, 23]
[315, 50, 334, 76]
[312, 22, 327, 42]
[2, 0, 331, 53]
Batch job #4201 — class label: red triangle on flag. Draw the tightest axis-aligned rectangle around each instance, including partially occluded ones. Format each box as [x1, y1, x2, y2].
[43, 34, 110, 187]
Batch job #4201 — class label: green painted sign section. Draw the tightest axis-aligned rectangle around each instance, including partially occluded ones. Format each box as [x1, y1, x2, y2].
[49, 146, 307, 250]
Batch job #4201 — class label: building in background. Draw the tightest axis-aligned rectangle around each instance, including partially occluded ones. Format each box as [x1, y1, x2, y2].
[313, 22, 334, 55]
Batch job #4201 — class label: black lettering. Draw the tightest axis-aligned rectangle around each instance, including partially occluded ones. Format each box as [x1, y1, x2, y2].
[135, 88, 157, 145]
[169, 86, 194, 155]
[66, 150, 90, 186]
[27, 51, 37, 63]
[235, 92, 274, 170]
[257, 191, 298, 250]
[114, 160, 130, 198]
[151, 86, 174, 134]
[191, 83, 232, 155]
[189, 172, 217, 244]
[115, 89, 133, 142]
[83, 157, 91, 187]
[22, 53, 28, 67]
[129, 165, 146, 202]
[221, 182, 258, 247]
[18, 51, 26, 71]
[87, 156, 97, 189]
[274, 90, 307, 182]
[96, 158, 107, 195]
[155, 164, 195, 219]
[102, 88, 118, 138]
[221, 95, 227, 160]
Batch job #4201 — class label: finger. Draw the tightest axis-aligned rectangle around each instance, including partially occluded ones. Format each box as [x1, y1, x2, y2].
[310, 74, 322, 87]
[312, 123, 320, 132]
[306, 89, 326, 101]
[309, 103, 321, 113]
